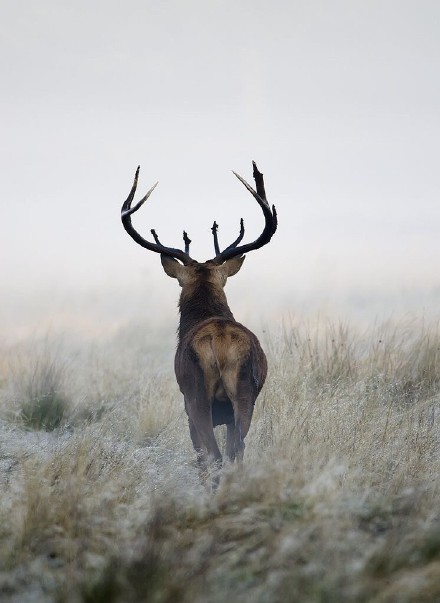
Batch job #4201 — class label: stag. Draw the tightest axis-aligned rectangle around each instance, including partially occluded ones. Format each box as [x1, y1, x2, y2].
[121, 162, 277, 476]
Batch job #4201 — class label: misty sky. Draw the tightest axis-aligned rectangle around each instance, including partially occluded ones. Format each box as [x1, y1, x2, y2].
[2, 0, 440, 329]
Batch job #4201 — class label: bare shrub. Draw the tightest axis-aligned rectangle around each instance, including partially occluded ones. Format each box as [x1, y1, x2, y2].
[4, 339, 72, 431]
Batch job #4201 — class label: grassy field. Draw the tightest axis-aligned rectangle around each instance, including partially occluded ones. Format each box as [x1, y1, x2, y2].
[0, 314, 439, 602]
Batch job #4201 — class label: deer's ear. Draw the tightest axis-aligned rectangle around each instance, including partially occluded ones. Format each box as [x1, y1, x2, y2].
[224, 255, 245, 277]
[161, 256, 185, 281]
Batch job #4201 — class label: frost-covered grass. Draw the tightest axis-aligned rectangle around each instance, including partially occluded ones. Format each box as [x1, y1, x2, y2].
[0, 316, 439, 602]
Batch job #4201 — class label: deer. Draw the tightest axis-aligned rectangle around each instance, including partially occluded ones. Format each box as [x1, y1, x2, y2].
[121, 162, 277, 481]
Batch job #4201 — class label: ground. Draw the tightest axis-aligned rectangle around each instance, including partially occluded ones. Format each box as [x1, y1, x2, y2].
[0, 315, 439, 602]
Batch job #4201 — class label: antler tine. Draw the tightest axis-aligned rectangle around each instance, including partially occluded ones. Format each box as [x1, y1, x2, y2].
[121, 167, 194, 265]
[151, 229, 162, 244]
[232, 161, 270, 211]
[121, 180, 159, 219]
[224, 217, 245, 252]
[212, 218, 245, 255]
[252, 160, 267, 200]
[211, 221, 220, 255]
[210, 162, 277, 264]
[183, 231, 191, 255]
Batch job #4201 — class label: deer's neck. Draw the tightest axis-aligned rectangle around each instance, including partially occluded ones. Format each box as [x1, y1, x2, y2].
[178, 281, 234, 341]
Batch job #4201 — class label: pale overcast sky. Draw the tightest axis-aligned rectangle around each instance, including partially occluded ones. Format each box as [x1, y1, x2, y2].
[1, 1, 439, 329]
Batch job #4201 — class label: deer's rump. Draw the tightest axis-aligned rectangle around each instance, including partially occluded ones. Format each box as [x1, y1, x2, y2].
[175, 318, 267, 426]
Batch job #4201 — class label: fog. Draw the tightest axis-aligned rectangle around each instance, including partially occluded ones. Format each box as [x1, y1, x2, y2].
[1, 1, 439, 338]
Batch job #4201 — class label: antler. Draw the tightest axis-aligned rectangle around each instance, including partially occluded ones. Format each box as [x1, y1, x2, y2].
[211, 218, 244, 256]
[210, 162, 277, 264]
[121, 167, 194, 265]
[211, 221, 220, 256]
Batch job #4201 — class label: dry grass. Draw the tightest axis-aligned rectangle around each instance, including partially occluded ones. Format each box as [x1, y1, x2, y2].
[0, 315, 439, 602]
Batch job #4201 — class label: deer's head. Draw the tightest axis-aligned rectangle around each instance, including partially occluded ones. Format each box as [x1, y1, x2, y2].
[121, 162, 277, 299]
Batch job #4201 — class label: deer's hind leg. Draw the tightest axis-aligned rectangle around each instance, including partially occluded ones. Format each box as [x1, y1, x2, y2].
[185, 395, 222, 466]
[226, 421, 237, 462]
[183, 346, 223, 489]
[187, 413, 206, 469]
[186, 401, 223, 492]
[231, 397, 254, 462]
[222, 368, 256, 463]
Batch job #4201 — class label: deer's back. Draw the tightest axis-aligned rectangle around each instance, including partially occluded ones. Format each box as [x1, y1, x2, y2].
[175, 317, 267, 402]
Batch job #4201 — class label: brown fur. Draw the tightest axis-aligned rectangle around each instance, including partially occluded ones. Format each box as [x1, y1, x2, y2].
[162, 257, 267, 468]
